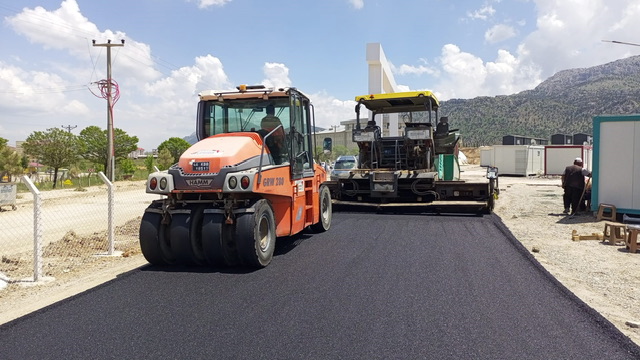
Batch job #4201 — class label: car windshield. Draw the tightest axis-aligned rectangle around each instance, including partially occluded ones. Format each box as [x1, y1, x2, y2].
[335, 160, 356, 170]
[201, 99, 290, 138]
[399, 110, 434, 124]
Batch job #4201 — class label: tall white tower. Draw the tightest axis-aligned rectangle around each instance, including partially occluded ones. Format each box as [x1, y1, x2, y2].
[366, 43, 400, 136]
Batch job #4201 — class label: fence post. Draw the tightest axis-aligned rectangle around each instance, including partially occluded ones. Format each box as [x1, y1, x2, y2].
[21, 175, 42, 282]
[98, 172, 115, 255]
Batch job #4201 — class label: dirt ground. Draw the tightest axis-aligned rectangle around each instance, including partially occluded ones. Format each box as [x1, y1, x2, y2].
[2, 159, 640, 347]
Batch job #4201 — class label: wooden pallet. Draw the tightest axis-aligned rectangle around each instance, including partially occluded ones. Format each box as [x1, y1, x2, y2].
[571, 229, 604, 241]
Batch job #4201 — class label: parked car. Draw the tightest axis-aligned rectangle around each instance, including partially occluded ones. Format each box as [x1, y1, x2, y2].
[330, 155, 358, 181]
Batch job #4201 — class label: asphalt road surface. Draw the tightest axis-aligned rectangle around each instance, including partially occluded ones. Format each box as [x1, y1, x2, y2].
[1, 212, 639, 359]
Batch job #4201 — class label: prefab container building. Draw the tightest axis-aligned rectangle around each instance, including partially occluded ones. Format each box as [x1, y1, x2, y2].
[551, 134, 573, 145]
[490, 145, 545, 176]
[502, 135, 526, 145]
[502, 135, 548, 146]
[591, 115, 640, 215]
[544, 145, 592, 175]
[573, 133, 593, 146]
[479, 146, 494, 167]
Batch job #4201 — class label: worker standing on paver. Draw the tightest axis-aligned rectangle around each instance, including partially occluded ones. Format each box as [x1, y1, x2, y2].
[561, 157, 591, 215]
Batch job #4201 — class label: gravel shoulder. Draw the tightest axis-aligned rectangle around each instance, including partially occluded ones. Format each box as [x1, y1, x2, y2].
[2, 166, 640, 346]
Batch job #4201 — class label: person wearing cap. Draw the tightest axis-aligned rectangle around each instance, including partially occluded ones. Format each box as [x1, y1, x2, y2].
[259, 104, 286, 164]
[561, 157, 591, 215]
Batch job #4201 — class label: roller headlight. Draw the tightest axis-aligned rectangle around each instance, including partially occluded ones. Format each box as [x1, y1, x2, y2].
[159, 177, 167, 190]
[228, 176, 238, 189]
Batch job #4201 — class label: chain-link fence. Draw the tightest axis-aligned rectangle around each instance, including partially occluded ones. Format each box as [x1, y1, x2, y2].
[0, 174, 157, 290]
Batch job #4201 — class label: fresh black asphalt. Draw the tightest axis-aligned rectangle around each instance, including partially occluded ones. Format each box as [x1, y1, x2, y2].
[1, 212, 639, 359]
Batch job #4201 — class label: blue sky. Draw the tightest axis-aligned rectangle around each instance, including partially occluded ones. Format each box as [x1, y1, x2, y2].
[1, 0, 640, 151]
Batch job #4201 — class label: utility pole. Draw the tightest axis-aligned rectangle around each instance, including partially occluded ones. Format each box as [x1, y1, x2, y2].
[92, 39, 125, 181]
[61, 125, 77, 133]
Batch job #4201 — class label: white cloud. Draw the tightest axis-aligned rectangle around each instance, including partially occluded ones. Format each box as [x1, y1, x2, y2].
[468, 5, 495, 20]
[127, 54, 232, 147]
[609, 1, 640, 31]
[485, 49, 541, 95]
[0, 62, 71, 114]
[349, 0, 364, 10]
[392, 63, 439, 76]
[0, 0, 238, 150]
[6, 0, 102, 57]
[485, 24, 517, 44]
[518, 0, 640, 79]
[310, 91, 357, 130]
[195, 0, 232, 9]
[0, 61, 91, 145]
[5, 0, 161, 86]
[261, 63, 292, 88]
[428, 0, 640, 100]
[438, 44, 488, 99]
[434, 44, 542, 100]
[145, 55, 230, 100]
[60, 99, 91, 116]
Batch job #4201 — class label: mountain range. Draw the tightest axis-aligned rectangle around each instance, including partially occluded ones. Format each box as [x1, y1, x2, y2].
[442, 55, 640, 146]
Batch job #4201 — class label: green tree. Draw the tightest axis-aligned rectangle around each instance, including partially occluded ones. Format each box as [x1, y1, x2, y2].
[157, 137, 191, 162]
[20, 155, 29, 169]
[157, 148, 174, 170]
[0, 138, 23, 181]
[314, 146, 331, 164]
[118, 158, 136, 176]
[314, 144, 357, 164]
[78, 126, 139, 172]
[22, 128, 82, 188]
[331, 145, 352, 159]
[144, 154, 155, 174]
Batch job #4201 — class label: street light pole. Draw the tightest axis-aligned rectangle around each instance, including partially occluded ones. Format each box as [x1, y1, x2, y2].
[92, 39, 125, 181]
[602, 40, 640, 47]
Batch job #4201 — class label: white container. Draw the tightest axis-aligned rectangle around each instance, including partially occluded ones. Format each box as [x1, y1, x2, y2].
[479, 146, 494, 167]
[0, 183, 17, 211]
[592, 115, 640, 215]
[544, 145, 593, 175]
[491, 145, 545, 176]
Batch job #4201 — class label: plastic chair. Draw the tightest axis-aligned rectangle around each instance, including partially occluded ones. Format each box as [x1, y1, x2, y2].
[627, 225, 640, 253]
[596, 204, 617, 222]
[603, 221, 627, 245]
